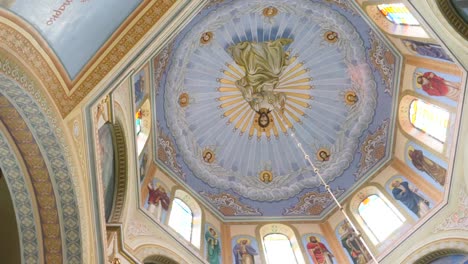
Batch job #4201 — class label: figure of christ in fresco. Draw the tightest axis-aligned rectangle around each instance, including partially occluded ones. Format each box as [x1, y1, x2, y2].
[233, 239, 258, 264]
[417, 71, 460, 101]
[408, 149, 446, 186]
[306, 236, 334, 264]
[205, 228, 221, 264]
[227, 38, 293, 120]
[146, 182, 170, 221]
[391, 180, 430, 218]
[340, 222, 372, 264]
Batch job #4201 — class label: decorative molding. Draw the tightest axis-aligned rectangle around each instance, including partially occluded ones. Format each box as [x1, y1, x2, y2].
[0, 130, 40, 264]
[126, 221, 152, 239]
[354, 119, 390, 180]
[199, 192, 262, 216]
[436, 0, 468, 40]
[283, 188, 345, 216]
[404, 239, 468, 264]
[135, 246, 186, 264]
[0, 0, 176, 117]
[156, 124, 186, 181]
[369, 30, 396, 96]
[0, 64, 82, 263]
[433, 186, 468, 233]
[108, 121, 128, 223]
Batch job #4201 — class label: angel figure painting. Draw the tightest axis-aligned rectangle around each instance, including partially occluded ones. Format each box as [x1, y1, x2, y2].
[227, 38, 292, 126]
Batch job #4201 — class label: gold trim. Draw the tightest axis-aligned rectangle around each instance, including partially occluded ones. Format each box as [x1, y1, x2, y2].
[0, 0, 176, 117]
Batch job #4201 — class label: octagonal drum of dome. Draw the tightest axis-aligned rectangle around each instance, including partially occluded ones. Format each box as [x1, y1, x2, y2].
[154, 0, 400, 219]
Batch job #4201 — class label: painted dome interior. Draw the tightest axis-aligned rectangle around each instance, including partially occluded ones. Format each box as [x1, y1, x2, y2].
[155, 0, 398, 219]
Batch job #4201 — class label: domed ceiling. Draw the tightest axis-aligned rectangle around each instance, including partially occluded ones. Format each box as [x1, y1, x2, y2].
[155, 0, 400, 220]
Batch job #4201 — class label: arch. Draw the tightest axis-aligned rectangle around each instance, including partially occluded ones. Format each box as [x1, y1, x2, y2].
[0, 67, 83, 262]
[135, 245, 186, 264]
[136, 98, 151, 155]
[258, 224, 306, 264]
[349, 185, 407, 245]
[402, 238, 468, 263]
[106, 120, 129, 223]
[168, 189, 202, 248]
[398, 94, 450, 153]
[144, 254, 179, 264]
[436, 0, 468, 39]
[0, 126, 41, 263]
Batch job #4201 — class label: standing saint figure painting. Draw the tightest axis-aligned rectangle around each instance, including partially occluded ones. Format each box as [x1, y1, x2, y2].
[146, 181, 170, 221]
[233, 239, 258, 264]
[402, 39, 452, 61]
[306, 236, 334, 264]
[416, 71, 460, 101]
[391, 180, 430, 218]
[339, 221, 372, 264]
[408, 148, 446, 186]
[205, 227, 221, 264]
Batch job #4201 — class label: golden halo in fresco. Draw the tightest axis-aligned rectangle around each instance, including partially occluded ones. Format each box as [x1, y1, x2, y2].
[236, 238, 251, 245]
[259, 170, 273, 183]
[200, 31, 213, 44]
[202, 149, 215, 163]
[324, 31, 339, 43]
[316, 148, 331, 162]
[263, 6, 278, 17]
[344, 91, 358, 105]
[179, 92, 189, 107]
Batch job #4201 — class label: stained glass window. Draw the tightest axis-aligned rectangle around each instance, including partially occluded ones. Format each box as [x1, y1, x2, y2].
[358, 195, 404, 243]
[409, 99, 449, 143]
[263, 233, 299, 264]
[168, 198, 193, 242]
[135, 109, 142, 135]
[378, 3, 420, 25]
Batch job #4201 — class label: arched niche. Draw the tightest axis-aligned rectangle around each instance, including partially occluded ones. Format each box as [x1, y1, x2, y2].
[258, 223, 306, 264]
[363, 2, 430, 39]
[168, 189, 202, 249]
[348, 185, 409, 246]
[0, 64, 83, 262]
[136, 98, 152, 156]
[398, 94, 450, 154]
[403, 238, 468, 263]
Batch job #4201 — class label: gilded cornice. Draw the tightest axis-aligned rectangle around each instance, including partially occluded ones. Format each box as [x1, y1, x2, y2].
[0, 0, 175, 117]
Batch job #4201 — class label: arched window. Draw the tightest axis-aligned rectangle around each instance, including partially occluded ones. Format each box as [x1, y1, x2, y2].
[409, 99, 449, 143]
[358, 194, 405, 243]
[167, 190, 202, 248]
[259, 224, 305, 264]
[136, 99, 151, 155]
[378, 3, 420, 25]
[398, 94, 450, 153]
[168, 198, 193, 242]
[263, 234, 299, 264]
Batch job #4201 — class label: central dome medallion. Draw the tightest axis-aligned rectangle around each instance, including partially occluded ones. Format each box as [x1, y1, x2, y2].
[164, 0, 377, 201]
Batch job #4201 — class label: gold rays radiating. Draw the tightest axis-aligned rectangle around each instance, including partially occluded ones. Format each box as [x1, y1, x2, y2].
[217, 59, 313, 139]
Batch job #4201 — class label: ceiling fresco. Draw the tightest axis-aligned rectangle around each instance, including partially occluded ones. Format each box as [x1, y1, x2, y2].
[154, 0, 400, 219]
[0, 0, 142, 78]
